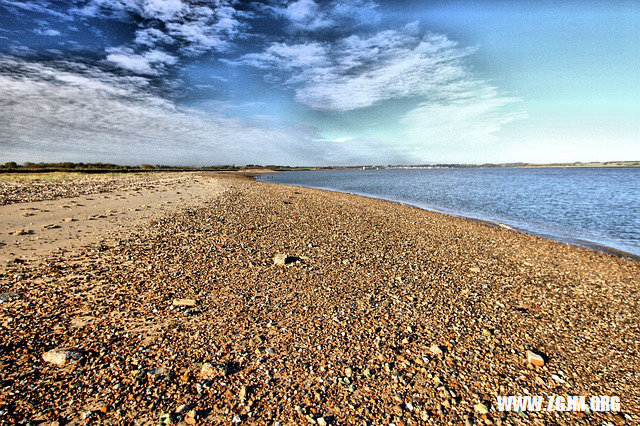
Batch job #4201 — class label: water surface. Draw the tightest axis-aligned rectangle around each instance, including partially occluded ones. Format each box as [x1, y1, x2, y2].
[258, 168, 640, 257]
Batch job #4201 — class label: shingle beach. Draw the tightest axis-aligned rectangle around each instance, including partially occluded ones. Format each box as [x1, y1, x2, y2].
[1, 172, 638, 424]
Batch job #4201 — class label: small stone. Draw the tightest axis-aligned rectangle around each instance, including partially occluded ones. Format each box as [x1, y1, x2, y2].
[362, 368, 372, 378]
[42, 348, 83, 367]
[232, 415, 241, 423]
[149, 366, 168, 377]
[526, 350, 545, 367]
[469, 267, 481, 273]
[344, 367, 353, 377]
[481, 328, 493, 337]
[551, 374, 565, 384]
[0, 292, 20, 303]
[159, 413, 174, 424]
[430, 344, 444, 356]
[273, 253, 299, 266]
[63, 217, 75, 222]
[273, 253, 287, 266]
[184, 410, 197, 425]
[173, 299, 197, 307]
[239, 385, 247, 400]
[474, 403, 489, 415]
[12, 229, 33, 236]
[199, 362, 223, 379]
[273, 253, 289, 266]
[175, 404, 187, 414]
[316, 417, 327, 426]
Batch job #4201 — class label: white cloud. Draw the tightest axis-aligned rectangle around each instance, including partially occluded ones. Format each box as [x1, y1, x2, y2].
[238, 22, 526, 158]
[332, 136, 353, 143]
[400, 87, 527, 152]
[240, 24, 479, 111]
[134, 28, 175, 47]
[35, 28, 62, 37]
[76, 0, 246, 54]
[239, 42, 329, 72]
[0, 0, 74, 20]
[0, 56, 333, 165]
[266, 0, 380, 32]
[281, 0, 329, 30]
[105, 47, 177, 75]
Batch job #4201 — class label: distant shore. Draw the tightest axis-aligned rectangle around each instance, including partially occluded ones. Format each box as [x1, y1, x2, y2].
[1, 172, 638, 423]
[1, 160, 639, 176]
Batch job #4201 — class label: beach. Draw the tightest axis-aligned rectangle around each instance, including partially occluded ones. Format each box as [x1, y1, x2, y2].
[1, 172, 638, 424]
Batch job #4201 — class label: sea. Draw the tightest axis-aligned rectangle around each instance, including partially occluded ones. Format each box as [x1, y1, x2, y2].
[257, 167, 640, 258]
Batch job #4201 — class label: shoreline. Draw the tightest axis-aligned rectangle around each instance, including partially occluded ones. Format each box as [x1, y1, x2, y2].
[1, 172, 639, 423]
[255, 176, 640, 262]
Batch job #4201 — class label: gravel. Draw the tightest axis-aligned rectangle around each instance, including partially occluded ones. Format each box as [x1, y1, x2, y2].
[0, 173, 190, 205]
[0, 173, 638, 424]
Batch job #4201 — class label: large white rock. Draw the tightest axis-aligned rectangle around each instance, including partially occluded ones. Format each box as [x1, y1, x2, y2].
[42, 349, 84, 367]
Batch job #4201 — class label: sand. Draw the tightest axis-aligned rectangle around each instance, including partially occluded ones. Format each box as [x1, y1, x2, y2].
[0, 173, 225, 265]
[0, 172, 638, 424]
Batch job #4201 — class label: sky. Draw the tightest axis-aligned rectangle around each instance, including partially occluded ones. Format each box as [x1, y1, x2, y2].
[0, 0, 638, 166]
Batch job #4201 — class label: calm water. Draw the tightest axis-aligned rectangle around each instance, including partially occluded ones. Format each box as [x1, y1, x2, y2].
[258, 168, 640, 257]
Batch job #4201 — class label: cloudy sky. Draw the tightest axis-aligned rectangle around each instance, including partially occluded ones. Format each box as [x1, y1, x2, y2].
[0, 0, 638, 166]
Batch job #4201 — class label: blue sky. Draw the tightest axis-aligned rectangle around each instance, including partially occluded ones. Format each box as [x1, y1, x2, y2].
[0, 0, 638, 165]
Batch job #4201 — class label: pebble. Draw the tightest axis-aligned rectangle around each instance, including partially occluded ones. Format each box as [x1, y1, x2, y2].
[430, 344, 444, 356]
[1, 173, 175, 205]
[0, 292, 20, 303]
[526, 350, 545, 367]
[473, 403, 489, 415]
[273, 253, 299, 266]
[42, 349, 84, 367]
[199, 362, 223, 380]
[172, 298, 197, 307]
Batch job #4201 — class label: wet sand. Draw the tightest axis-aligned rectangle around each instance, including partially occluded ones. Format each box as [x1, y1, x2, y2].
[0, 172, 638, 424]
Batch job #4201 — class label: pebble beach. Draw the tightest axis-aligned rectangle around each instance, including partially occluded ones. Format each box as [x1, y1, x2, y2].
[1, 172, 639, 424]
